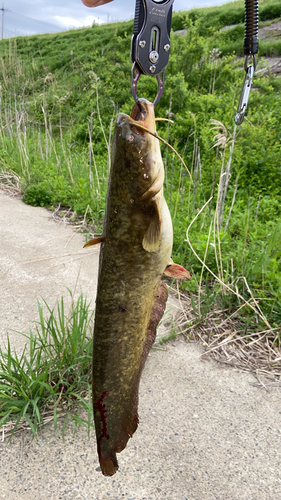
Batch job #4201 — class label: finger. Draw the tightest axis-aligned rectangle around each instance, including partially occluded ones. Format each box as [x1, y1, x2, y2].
[81, 0, 113, 7]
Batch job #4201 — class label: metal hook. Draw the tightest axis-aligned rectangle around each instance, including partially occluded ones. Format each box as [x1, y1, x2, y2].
[244, 54, 257, 71]
[154, 70, 165, 107]
[235, 58, 255, 125]
[131, 62, 165, 107]
[131, 62, 141, 105]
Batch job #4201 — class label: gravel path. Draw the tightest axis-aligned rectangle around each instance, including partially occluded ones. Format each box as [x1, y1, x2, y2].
[0, 191, 281, 500]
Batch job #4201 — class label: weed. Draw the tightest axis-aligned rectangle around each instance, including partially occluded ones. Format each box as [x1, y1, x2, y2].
[0, 1, 280, 331]
[157, 321, 178, 345]
[0, 292, 94, 439]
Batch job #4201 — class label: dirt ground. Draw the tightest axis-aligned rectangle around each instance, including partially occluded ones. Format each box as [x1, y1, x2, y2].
[0, 191, 281, 500]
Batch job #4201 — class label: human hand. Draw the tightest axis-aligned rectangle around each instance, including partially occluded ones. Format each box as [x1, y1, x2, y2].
[81, 0, 113, 6]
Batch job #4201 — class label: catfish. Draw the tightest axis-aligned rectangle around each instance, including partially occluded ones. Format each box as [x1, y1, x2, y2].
[86, 99, 190, 476]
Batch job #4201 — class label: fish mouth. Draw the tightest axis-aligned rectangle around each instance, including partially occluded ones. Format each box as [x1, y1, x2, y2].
[130, 99, 156, 134]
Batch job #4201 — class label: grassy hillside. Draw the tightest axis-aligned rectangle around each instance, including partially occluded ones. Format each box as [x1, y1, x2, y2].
[0, 0, 280, 331]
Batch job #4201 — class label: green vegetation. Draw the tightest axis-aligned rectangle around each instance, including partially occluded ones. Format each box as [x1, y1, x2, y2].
[172, 0, 281, 33]
[0, 0, 280, 336]
[0, 293, 94, 438]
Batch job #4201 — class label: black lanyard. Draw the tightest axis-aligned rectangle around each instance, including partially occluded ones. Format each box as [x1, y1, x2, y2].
[236, 0, 259, 125]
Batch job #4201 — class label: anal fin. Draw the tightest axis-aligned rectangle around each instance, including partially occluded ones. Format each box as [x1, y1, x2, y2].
[129, 281, 168, 430]
[144, 281, 169, 351]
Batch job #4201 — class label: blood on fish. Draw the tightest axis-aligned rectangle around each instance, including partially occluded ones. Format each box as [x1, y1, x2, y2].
[94, 391, 110, 458]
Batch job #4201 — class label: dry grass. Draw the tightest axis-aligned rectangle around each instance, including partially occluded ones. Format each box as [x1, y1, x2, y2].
[169, 284, 281, 386]
[50, 204, 96, 233]
[1, 410, 65, 441]
[0, 170, 21, 197]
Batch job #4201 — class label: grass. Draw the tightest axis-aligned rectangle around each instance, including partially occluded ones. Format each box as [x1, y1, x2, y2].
[172, 0, 281, 33]
[171, 281, 281, 382]
[157, 321, 178, 345]
[0, 292, 94, 440]
[0, 0, 280, 373]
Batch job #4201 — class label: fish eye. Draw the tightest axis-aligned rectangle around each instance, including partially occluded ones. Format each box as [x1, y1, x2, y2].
[126, 133, 135, 143]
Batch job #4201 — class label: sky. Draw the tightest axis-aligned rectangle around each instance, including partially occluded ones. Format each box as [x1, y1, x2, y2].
[2, 0, 228, 38]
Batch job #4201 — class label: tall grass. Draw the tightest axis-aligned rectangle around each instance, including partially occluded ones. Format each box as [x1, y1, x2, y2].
[0, 41, 110, 219]
[0, 292, 94, 439]
[0, 4, 280, 331]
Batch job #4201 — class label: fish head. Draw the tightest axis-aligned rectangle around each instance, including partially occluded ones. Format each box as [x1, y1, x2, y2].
[113, 99, 164, 203]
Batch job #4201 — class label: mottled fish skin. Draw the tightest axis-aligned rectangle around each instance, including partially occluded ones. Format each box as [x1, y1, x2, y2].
[92, 99, 173, 476]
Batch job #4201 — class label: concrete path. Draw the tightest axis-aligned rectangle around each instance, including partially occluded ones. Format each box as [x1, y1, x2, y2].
[0, 191, 281, 500]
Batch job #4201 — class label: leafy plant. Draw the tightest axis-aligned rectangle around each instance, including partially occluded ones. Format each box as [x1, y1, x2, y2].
[0, 0, 280, 331]
[0, 292, 94, 439]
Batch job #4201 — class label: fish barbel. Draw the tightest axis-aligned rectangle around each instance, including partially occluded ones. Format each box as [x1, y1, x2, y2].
[90, 99, 188, 476]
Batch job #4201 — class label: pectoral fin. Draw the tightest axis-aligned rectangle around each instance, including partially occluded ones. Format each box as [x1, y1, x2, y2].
[83, 237, 105, 248]
[142, 199, 161, 252]
[164, 262, 191, 280]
